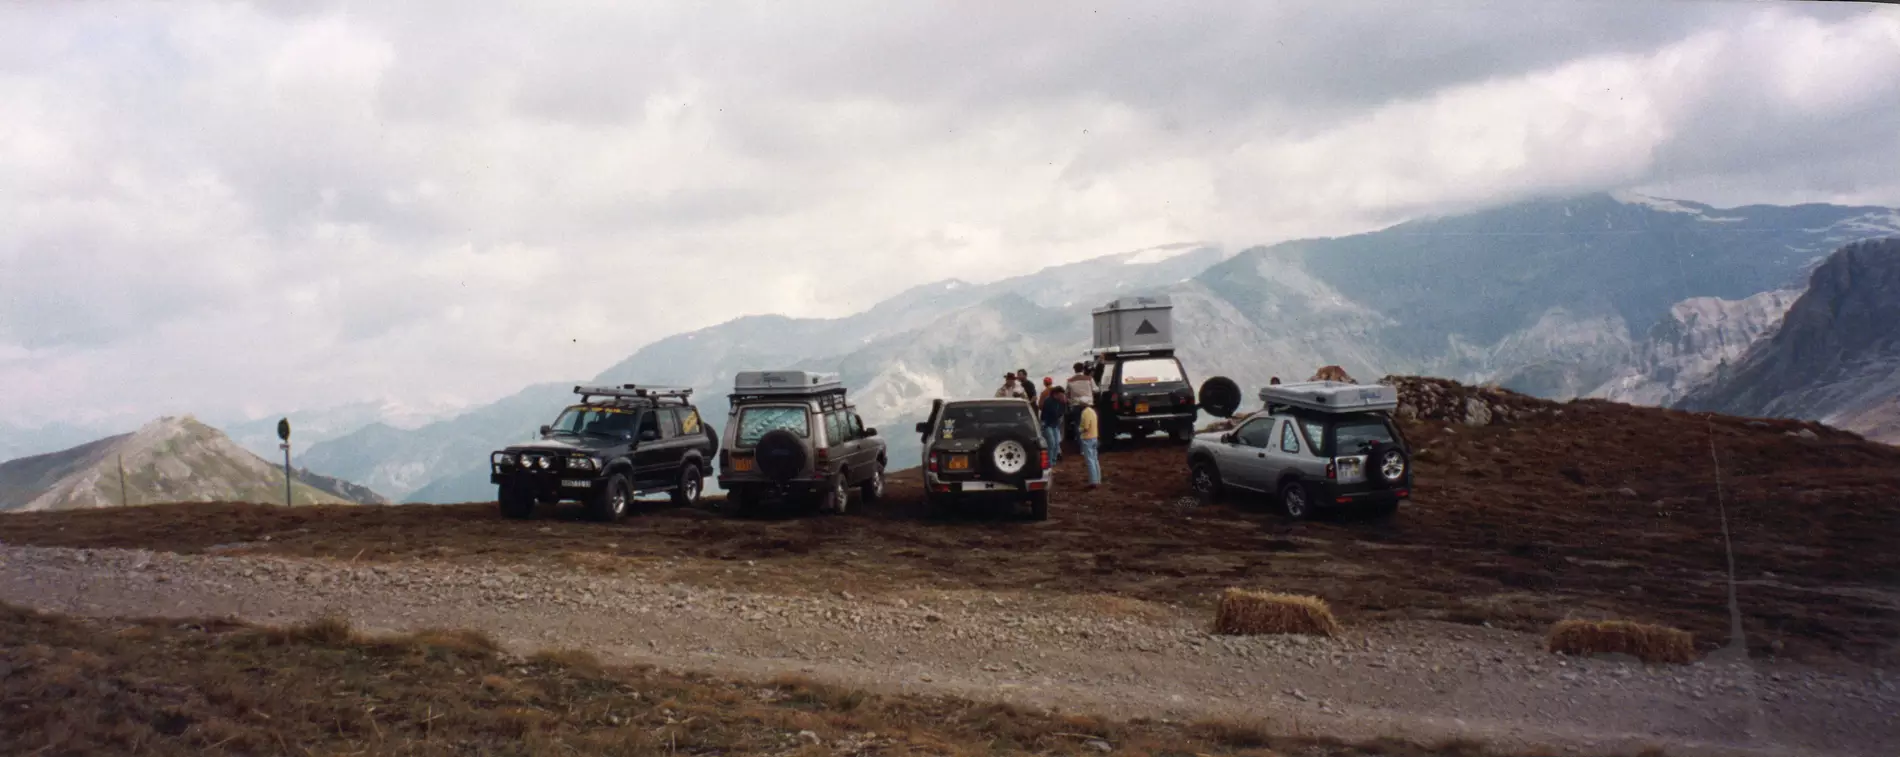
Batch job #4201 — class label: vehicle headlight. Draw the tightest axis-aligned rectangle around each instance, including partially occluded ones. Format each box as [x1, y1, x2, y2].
[536, 456, 551, 470]
[492, 452, 515, 465]
[568, 456, 598, 471]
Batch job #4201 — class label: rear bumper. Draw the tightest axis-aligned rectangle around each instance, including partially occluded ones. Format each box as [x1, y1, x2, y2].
[1313, 480, 1411, 507]
[924, 472, 1052, 495]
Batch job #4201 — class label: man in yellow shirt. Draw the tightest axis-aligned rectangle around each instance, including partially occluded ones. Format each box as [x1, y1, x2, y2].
[1077, 403, 1101, 488]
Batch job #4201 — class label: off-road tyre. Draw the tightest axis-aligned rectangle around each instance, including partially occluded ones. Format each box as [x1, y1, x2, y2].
[587, 472, 632, 522]
[1199, 376, 1242, 418]
[498, 482, 536, 520]
[670, 464, 703, 506]
[1025, 490, 1049, 521]
[980, 431, 1040, 484]
[860, 460, 886, 503]
[1189, 458, 1224, 503]
[753, 429, 807, 484]
[818, 473, 849, 515]
[1279, 479, 1313, 521]
[1368, 442, 1408, 489]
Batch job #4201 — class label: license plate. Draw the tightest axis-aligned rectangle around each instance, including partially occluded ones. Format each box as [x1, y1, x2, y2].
[1135, 402, 1149, 413]
[733, 457, 754, 472]
[948, 455, 970, 471]
[562, 479, 592, 488]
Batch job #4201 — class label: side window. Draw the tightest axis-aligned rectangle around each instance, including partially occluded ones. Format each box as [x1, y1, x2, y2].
[1279, 421, 1301, 454]
[1236, 417, 1273, 448]
[635, 411, 660, 440]
[659, 408, 681, 439]
[679, 408, 701, 435]
[825, 411, 846, 446]
[1301, 419, 1326, 453]
[850, 412, 866, 439]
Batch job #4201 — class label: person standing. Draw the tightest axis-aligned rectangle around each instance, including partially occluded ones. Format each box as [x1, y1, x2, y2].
[995, 372, 1026, 399]
[1039, 386, 1067, 465]
[1016, 369, 1039, 409]
[1064, 361, 1097, 451]
[1077, 401, 1101, 488]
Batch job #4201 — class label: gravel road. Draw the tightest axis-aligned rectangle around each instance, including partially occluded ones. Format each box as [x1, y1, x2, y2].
[3, 544, 1895, 757]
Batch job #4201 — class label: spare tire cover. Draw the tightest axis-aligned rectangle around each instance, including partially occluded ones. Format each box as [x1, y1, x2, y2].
[753, 429, 808, 483]
[1199, 376, 1243, 418]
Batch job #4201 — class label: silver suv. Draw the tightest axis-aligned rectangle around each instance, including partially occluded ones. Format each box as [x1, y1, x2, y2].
[915, 398, 1052, 520]
[716, 370, 887, 515]
[1186, 381, 1412, 519]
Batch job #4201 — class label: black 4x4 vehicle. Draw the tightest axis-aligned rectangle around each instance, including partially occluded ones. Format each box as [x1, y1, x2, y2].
[1082, 296, 1239, 447]
[916, 398, 1052, 520]
[490, 384, 716, 522]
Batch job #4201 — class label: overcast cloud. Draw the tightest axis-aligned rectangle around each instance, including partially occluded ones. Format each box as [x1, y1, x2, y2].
[2, 0, 1898, 428]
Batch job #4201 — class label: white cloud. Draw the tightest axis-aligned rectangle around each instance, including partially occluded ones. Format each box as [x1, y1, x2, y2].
[1, 0, 1897, 428]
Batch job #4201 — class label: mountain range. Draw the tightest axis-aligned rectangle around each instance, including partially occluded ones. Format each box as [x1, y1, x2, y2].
[0, 416, 389, 512]
[289, 192, 1900, 503]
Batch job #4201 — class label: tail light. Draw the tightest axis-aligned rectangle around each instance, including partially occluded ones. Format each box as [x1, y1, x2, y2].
[816, 446, 829, 465]
[1325, 461, 1336, 480]
[1039, 450, 1049, 469]
[927, 453, 939, 473]
[1396, 489, 1410, 498]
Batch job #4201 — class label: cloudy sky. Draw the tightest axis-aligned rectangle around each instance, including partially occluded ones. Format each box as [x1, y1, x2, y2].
[3, 0, 1898, 429]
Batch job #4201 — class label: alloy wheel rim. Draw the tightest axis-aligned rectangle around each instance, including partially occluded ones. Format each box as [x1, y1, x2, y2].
[1381, 452, 1406, 480]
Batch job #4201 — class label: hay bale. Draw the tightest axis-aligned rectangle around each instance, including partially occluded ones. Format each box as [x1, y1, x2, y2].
[1546, 619, 1695, 664]
[1212, 588, 1341, 637]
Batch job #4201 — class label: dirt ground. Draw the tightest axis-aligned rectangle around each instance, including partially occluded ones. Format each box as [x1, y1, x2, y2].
[4, 385, 1898, 666]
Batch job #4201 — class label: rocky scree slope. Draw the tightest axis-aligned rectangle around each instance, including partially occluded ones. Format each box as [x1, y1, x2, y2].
[1677, 238, 1900, 443]
[0, 417, 383, 512]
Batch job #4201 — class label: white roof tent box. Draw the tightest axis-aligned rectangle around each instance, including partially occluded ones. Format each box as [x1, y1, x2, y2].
[732, 370, 843, 395]
[1091, 295, 1174, 354]
[1259, 381, 1398, 414]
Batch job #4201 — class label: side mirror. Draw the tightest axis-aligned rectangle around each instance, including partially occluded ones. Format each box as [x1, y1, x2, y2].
[914, 422, 929, 434]
[639, 430, 659, 442]
[539, 424, 553, 437]
[1220, 432, 1235, 444]
[863, 427, 878, 438]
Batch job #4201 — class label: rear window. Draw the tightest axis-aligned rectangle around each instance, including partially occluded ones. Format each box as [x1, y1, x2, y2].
[935, 403, 1036, 440]
[736, 406, 809, 446]
[1333, 417, 1396, 455]
[1117, 358, 1184, 386]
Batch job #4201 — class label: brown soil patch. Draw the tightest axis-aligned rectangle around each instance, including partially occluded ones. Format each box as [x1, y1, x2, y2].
[0, 601, 1571, 757]
[5, 380, 1898, 665]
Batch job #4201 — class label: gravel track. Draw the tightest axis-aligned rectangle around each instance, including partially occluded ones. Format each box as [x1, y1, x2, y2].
[4, 544, 1895, 757]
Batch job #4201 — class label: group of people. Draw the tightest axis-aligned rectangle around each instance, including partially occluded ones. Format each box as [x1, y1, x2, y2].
[994, 363, 1103, 488]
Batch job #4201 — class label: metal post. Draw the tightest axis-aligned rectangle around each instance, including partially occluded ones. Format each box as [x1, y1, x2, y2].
[281, 441, 293, 507]
[118, 454, 127, 507]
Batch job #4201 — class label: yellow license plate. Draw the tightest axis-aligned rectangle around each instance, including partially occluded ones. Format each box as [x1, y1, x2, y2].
[733, 457, 754, 472]
[1135, 403, 1149, 413]
[948, 455, 970, 471]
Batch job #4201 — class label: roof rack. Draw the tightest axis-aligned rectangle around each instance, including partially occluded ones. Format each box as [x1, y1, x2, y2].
[1085, 346, 1176, 359]
[573, 384, 694, 406]
[1259, 381, 1397, 414]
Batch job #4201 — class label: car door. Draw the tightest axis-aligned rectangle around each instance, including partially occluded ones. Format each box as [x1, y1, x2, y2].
[848, 410, 878, 472]
[1222, 415, 1277, 490]
[824, 410, 861, 483]
[1266, 417, 1312, 487]
[630, 410, 667, 488]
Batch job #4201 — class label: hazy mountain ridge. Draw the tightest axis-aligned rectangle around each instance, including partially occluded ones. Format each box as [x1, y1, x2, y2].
[1589, 289, 1802, 407]
[294, 193, 1900, 502]
[1677, 238, 1900, 443]
[0, 417, 385, 512]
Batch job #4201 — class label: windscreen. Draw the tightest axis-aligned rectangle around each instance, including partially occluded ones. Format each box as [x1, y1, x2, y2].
[1117, 357, 1185, 386]
[935, 404, 1035, 440]
[735, 406, 809, 446]
[548, 406, 635, 436]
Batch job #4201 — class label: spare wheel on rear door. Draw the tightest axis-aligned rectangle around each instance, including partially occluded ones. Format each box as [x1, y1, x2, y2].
[980, 431, 1041, 485]
[753, 429, 807, 483]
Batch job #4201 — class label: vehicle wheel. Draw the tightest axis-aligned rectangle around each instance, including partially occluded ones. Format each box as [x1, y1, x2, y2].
[1025, 490, 1048, 521]
[670, 464, 703, 506]
[1279, 479, 1313, 521]
[587, 473, 632, 522]
[497, 482, 535, 520]
[1370, 444, 1409, 489]
[1189, 459, 1223, 503]
[860, 461, 886, 503]
[980, 432, 1038, 483]
[818, 474, 848, 515]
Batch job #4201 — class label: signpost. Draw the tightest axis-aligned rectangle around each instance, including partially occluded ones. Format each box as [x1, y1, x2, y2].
[277, 418, 292, 507]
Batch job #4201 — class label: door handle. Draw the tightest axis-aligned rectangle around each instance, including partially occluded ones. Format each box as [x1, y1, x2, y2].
[1257, 453, 1265, 458]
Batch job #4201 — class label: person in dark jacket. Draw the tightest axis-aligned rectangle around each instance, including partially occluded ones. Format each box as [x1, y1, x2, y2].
[1016, 369, 1039, 410]
[1039, 387, 1068, 464]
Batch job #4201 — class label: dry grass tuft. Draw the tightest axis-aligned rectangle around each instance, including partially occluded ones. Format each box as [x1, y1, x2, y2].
[1212, 588, 1341, 637]
[528, 647, 603, 672]
[261, 613, 356, 646]
[1546, 619, 1695, 664]
[400, 628, 503, 658]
